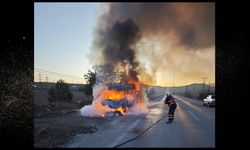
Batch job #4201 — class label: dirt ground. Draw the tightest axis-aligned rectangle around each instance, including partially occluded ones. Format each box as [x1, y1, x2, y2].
[34, 86, 165, 147]
[34, 108, 119, 147]
[34, 87, 104, 147]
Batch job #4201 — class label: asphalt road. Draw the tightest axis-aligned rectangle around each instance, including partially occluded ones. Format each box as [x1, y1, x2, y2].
[118, 95, 215, 147]
[64, 94, 215, 148]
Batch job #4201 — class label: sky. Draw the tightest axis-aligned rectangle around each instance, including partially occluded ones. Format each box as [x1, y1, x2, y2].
[34, 3, 215, 86]
[35, 3, 100, 83]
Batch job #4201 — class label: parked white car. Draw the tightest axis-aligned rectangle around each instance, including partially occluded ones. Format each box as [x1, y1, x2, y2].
[203, 95, 215, 107]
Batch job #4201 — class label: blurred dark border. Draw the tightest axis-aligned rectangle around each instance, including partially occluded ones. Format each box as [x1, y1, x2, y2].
[1, 0, 34, 148]
[216, 0, 249, 148]
[1, 0, 249, 148]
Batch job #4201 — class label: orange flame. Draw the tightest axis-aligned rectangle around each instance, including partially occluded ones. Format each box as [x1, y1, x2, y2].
[100, 80, 143, 116]
[128, 80, 141, 91]
[103, 90, 125, 100]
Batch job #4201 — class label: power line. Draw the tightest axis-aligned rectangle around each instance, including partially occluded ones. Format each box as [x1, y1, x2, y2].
[173, 71, 175, 87]
[35, 68, 83, 80]
[34, 68, 85, 84]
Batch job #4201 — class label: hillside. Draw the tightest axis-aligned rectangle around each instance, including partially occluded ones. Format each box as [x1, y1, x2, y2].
[143, 83, 215, 100]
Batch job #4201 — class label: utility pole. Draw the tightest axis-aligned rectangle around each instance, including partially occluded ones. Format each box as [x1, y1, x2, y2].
[39, 72, 41, 82]
[185, 85, 188, 97]
[172, 71, 175, 93]
[185, 80, 189, 97]
[173, 72, 175, 87]
[208, 82, 211, 94]
[202, 77, 208, 95]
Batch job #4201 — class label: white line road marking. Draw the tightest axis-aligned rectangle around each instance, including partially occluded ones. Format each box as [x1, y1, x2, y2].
[108, 118, 142, 147]
[174, 96, 200, 111]
[187, 110, 201, 121]
[174, 95, 214, 120]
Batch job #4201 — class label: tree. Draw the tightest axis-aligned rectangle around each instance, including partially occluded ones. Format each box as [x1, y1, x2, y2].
[93, 64, 123, 84]
[83, 69, 96, 96]
[83, 64, 128, 96]
[47, 79, 73, 103]
[84, 69, 96, 87]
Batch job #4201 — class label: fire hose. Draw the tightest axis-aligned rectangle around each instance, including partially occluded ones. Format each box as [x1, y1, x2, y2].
[113, 112, 169, 148]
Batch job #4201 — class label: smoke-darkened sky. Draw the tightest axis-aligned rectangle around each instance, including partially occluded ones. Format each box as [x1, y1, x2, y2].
[90, 3, 215, 86]
[35, 3, 215, 86]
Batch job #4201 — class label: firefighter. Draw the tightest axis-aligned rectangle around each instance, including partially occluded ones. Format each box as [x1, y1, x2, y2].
[164, 94, 177, 123]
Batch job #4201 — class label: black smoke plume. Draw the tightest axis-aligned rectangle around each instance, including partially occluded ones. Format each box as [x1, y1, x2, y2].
[93, 19, 141, 82]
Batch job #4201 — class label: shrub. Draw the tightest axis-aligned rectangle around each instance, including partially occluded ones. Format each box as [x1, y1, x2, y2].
[47, 79, 73, 103]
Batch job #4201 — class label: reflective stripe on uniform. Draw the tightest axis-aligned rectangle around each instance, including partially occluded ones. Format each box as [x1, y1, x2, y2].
[169, 100, 176, 105]
[170, 102, 175, 105]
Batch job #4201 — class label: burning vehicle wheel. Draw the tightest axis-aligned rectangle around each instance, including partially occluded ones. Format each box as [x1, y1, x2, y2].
[114, 111, 122, 116]
[105, 111, 123, 117]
